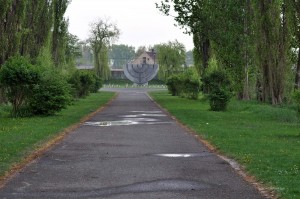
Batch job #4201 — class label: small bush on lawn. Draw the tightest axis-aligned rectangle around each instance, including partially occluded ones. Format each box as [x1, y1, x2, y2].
[202, 70, 232, 111]
[0, 56, 40, 116]
[89, 72, 103, 93]
[69, 70, 95, 98]
[182, 69, 201, 100]
[166, 68, 200, 100]
[166, 75, 182, 96]
[28, 71, 72, 115]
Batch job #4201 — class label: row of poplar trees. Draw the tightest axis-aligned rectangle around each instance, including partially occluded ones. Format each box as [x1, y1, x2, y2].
[0, 0, 77, 103]
[157, 0, 300, 105]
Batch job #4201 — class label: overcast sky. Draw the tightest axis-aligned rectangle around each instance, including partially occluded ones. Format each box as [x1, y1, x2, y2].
[65, 0, 194, 50]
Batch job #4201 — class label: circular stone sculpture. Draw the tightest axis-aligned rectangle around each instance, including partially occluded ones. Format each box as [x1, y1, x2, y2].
[124, 63, 159, 85]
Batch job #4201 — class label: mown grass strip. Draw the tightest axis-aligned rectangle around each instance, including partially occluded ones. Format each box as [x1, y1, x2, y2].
[0, 91, 115, 178]
[150, 91, 300, 199]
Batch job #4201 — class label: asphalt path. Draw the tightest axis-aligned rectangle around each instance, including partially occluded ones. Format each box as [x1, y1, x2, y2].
[0, 88, 264, 198]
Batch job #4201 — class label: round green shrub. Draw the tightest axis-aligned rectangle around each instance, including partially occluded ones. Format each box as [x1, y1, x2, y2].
[28, 72, 72, 115]
[89, 73, 103, 93]
[68, 70, 95, 98]
[0, 56, 40, 116]
[202, 70, 232, 111]
[166, 75, 181, 96]
[183, 76, 200, 100]
[166, 69, 200, 100]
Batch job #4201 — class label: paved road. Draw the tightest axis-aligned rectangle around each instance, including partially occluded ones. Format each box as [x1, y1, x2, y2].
[0, 88, 264, 198]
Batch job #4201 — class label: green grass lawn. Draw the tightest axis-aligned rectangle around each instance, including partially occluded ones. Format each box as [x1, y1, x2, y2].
[150, 91, 300, 199]
[0, 91, 115, 177]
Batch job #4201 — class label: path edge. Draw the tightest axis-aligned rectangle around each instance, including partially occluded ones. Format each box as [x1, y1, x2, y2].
[146, 92, 278, 199]
[0, 92, 119, 189]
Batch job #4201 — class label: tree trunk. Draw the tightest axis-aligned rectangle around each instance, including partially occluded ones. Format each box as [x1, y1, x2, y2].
[0, 88, 7, 104]
[201, 38, 210, 72]
[295, 49, 300, 90]
[242, 0, 251, 100]
[254, 0, 288, 105]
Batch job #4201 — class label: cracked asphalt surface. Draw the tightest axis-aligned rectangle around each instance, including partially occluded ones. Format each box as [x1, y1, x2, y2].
[0, 88, 264, 198]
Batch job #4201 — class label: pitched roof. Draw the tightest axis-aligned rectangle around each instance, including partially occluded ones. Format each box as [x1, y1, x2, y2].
[145, 49, 156, 61]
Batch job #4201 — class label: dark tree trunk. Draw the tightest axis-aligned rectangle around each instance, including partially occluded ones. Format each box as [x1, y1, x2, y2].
[295, 49, 300, 90]
[201, 38, 210, 71]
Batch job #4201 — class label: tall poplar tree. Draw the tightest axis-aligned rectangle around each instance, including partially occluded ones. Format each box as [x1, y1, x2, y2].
[288, 0, 300, 90]
[52, 0, 70, 67]
[0, 0, 27, 66]
[253, 0, 290, 104]
[20, 0, 53, 59]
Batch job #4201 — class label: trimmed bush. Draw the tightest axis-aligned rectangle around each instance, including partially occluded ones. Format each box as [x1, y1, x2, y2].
[166, 75, 181, 96]
[28, 71, 72, 115]
[202, 70, 231, 111]
[0, 56, 40, 116]
[68, 70, 99, 98]
[166, 68, 200, 100]
[183, 75, 200, 100]
[89, 73, 103, 93]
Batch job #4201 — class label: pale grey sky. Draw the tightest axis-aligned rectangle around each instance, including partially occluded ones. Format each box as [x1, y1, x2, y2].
[65, 0, 194, 50]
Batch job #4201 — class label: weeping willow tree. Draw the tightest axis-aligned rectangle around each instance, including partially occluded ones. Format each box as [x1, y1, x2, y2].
[96, 45, 110, 80]
[89, 18, 120, 80]
[253, 0, 290, 104]
[154, 40, 186, 81]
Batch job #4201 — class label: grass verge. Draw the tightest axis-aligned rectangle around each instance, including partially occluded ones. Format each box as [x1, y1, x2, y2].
[0, 91, 115, 178]
[104, 79, 166, 88]
[150, 91, 300, 199]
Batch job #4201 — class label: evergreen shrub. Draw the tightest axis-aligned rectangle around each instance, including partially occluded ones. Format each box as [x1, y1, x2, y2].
[0, 56, 40, 116]
[166, 69, 200, 100]
[202, 70, 232, 111]
[28, 71, 72, 115]
[89, 72, 103, 93]
[182, 71, 200, 100]
[166, 75, 181, 96]
[68, 70, 96, 98]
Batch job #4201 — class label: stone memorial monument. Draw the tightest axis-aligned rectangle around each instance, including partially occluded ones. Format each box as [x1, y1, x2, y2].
[124, 50, 159, 85]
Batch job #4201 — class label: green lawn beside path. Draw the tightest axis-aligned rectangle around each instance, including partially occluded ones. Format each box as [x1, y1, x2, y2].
[150, 91, 300, 199]
[0, 91, 115, 177]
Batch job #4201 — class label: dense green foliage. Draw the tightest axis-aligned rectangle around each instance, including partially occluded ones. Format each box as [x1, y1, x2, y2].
[157, 0, 300, 106]
[90, 73, 103, 93]
[0, 56, 40, 116]
[0, 92, 115, 177]
[109, 44, 135, 69]
[293, 90, 300, 114]
[154, 40, 186, 81]
[202, 70, 232, 111]
[166, 75, 181, 96]
[68, 70, 102, 98]
[166, 68, 200, 100]
[28, 72, 72, 115]
[0, 55, 101, 117]
[151, 91, 300, 199]
[0, 0, 84, 106]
